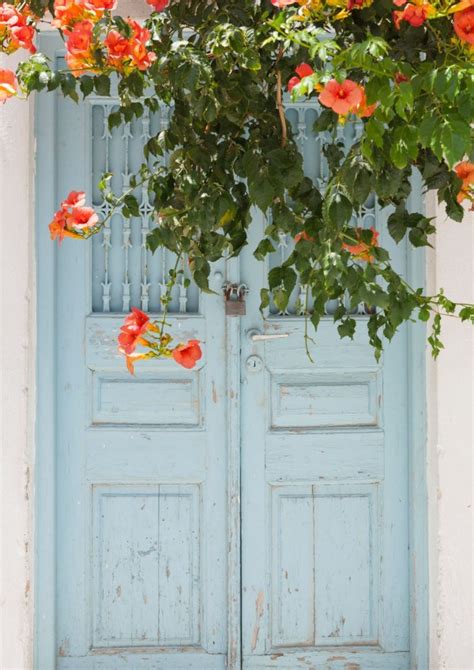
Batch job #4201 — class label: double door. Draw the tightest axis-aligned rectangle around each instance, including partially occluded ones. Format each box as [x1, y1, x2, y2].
[36, 34, 412, 669]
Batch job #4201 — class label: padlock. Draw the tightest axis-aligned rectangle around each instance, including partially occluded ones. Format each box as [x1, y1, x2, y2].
[224, 284, 247, 316]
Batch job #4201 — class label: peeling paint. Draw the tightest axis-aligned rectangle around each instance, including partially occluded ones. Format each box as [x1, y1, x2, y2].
[58, 639, 70, 657]
[250, 591, 264, 652]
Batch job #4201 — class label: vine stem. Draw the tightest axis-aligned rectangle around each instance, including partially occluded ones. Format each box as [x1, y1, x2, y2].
[158, 252, 182, 342]
[303, 281, 315, 363]
[276, 70, 287, 148]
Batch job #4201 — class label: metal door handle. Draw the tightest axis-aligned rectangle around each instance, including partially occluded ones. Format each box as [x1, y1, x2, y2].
[247, 329, 289, 341]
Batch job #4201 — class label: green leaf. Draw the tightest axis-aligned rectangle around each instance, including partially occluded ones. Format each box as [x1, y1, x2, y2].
[260, 288, 270, 311]
[440, 119, 471, 167]
[387, 210, 407, 243]
[419, 115, 439, 148]
[108, 111, 122, 130]
[79, 76, 94, 97]
[327, 190, 352, 227]
[94, 74, 111, 97]
[123, 194, 140, 217]
[337, 318, 356, 340]
[273, 288, 289, 313]
[254, 238, 276, 260]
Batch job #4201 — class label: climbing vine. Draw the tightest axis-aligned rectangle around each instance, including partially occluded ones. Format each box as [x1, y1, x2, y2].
[1, 0, 473, 370]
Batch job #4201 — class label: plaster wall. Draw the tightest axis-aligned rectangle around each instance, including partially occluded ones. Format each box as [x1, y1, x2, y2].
[0, 51, 35, 670]
[0, 56, 472, 670]
[426, 198, 473, 670]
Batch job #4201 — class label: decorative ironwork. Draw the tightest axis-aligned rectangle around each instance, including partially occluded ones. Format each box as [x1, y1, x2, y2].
[89, 99, 375, 318]
[268, 102, 378, 317]
[90, 102, 199, 314]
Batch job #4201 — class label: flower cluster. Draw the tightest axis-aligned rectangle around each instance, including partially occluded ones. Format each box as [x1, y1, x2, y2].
[49, 191, 99, 243]
[0, 2, 36, 55]
[52, 0, 116, 32]
[393, 0, 436, 29]
[272, 0, 373, 20]
[104, 19, 156, 72]
[118, 308, 203, 374]
[274, 0, 474, 46]
[52, 0, 156, 76]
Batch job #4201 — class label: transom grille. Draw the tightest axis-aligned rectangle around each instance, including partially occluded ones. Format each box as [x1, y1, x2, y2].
[268, 102, 377, 317]
[90, 102, 199, 314]
[89, 100, 376, 317]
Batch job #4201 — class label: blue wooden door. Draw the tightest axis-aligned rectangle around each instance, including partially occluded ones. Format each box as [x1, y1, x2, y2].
[36, 36, 229, 670]
[240, 108, 412, 669]
[36, 35, 415, 670]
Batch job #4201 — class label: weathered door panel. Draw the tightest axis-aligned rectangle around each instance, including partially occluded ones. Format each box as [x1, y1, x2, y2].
[240, 209, 411, 667]
[47, 48, 228, 669]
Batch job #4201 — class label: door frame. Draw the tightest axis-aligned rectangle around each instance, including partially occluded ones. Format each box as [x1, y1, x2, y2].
[34, 31, 429, 670]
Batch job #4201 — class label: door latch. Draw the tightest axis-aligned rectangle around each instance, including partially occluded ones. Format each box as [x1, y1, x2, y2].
[223, 282, 248, 316]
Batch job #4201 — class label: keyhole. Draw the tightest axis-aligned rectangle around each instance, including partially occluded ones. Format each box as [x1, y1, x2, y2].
[246, 355, 263, 372]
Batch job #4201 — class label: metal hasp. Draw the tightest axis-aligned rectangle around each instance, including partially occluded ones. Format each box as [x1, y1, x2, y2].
[223, 282, 248, 316]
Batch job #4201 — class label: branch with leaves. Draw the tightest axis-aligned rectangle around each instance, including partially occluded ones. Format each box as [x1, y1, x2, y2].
[1, 0, 473, 370]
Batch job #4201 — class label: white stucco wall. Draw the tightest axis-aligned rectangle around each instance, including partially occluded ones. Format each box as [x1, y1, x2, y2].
[426, 199, 473, 670]
[0, 52, 35, 670]
[0, 51, 473, 670]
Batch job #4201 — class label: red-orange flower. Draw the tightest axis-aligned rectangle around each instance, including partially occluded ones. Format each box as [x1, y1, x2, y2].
[84, 0, 116, 10]
[49, 214, 82, 242]
[9, 23, 36, 53]
[288, 63, 314, 93]
[121, 350, 149, 375]
[394, 71, 409, 84]
[343, 227, 379, 262]
[128, 40, 156, 70]
[104, 29, 130, 64]
[118, 308, 152, 354]
[0, 3, 18, 27]
[49, 190, 97, 243]
[352, 89, 377, 117]
[61, 190, 86, 208]
[0, 68, 17, 102]
[66, 19, 93, 53]
[146, 0, 170, 10]
[295, 230, 315, 243]
[64, 19, 95, 75]
[347, 0, 372, 9]
[172, 340, 202, 369]
[104, 19, 156, 72]
[53, 0, 96, 31]
[393, 3, 433, 28]
[454, 6, 474, 44]
[319, 79, 363, 115]
[68, 206, 99, 232]
[454, 161, 474, 203]
[0, 3, 36, 54]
